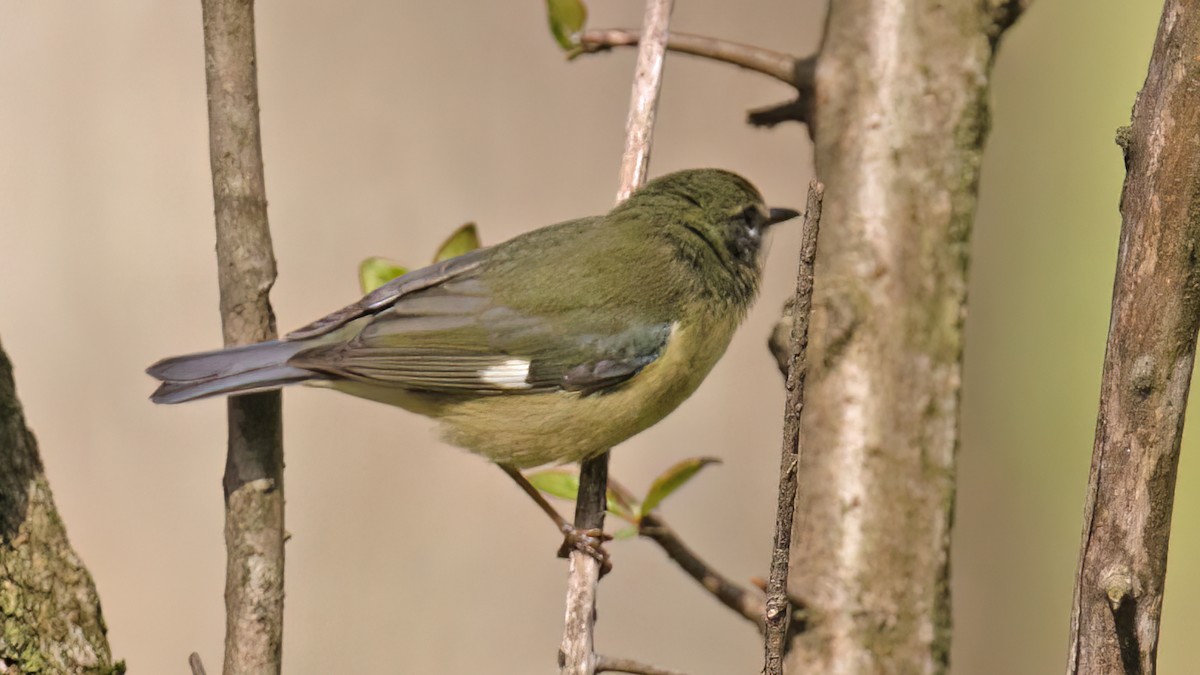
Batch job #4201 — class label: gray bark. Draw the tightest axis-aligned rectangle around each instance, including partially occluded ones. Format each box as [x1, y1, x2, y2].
[779, 1, 1027, 672]
[200, 0, 285, 673]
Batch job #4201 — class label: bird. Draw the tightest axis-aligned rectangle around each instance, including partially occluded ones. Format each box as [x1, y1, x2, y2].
[148, 167, 798, 561]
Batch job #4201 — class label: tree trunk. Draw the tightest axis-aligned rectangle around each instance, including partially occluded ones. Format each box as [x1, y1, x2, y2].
[785, 1, 1025, 672]
[0, 337, 118, 674]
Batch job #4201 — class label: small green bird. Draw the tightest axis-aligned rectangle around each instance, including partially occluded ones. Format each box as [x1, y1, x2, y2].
[149, 168, 796, 555]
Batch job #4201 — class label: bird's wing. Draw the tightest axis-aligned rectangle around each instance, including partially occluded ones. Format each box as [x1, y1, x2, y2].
[290, 275, 673, 397]
[285, 247, 491, 341]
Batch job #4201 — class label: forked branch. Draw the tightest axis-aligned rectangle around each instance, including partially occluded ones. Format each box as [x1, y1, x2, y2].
[574, 28, 814, 128]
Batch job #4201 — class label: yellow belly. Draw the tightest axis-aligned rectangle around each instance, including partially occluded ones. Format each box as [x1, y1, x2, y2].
[321, 310, 740, 468]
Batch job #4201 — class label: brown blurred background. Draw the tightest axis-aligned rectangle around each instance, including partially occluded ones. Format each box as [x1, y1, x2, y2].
[0, 1, 1190, 673]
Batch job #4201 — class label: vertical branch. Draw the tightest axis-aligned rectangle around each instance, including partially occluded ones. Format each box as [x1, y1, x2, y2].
[764, 181, 823, 675]
[560, 1, 673, 674]
[613, 0, 673, 203]
[200, 1, 285, 673]
[1067, 4, 1200, 674]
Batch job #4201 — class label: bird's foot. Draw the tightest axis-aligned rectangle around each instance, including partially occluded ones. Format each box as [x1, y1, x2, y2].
[557, 525, 613, 576]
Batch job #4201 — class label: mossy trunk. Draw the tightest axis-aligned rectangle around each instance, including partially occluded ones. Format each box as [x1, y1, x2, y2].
[0, 337, 119, 674]
[781, 1, 1026, 672]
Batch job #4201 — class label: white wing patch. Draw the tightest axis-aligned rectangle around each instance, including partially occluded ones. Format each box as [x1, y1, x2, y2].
[479, 359, 533, 389]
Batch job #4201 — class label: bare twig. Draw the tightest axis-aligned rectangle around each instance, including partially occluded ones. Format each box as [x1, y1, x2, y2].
[764, 181, 823, 675]
[638, 513, 767, 629]
[560, 3, 673, 674]
[577, 29, 797, 86]
[576, 29, 815, 129]
[613, 3, 672, 203]
[1067, 5, 1200, 674]
[595, 654, 687, 675]
[189, 653, 208, 675]
[200, 0, 285, 673]
[746, 55, 814, 130]
[749, 576, 808, 622]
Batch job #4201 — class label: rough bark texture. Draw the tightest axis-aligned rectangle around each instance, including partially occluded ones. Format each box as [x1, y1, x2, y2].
[764, 182, 822, 675]
[0, 337, 119, 674]
[1067, 4, 1200, 674]
[782, 1, 1024, 672]
[200, 1, 285, 673]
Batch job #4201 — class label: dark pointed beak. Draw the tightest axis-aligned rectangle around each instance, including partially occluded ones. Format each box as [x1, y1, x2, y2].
[765, 207, 801, 227]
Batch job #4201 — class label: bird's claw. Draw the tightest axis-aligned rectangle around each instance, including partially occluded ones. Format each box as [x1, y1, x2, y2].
[557, 526, 613, 576]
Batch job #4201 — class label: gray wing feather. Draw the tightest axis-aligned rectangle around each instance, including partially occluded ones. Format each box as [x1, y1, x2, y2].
[285, 248, 489, 340]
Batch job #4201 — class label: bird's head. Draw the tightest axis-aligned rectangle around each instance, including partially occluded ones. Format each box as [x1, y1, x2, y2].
[623, 168, 799, 269]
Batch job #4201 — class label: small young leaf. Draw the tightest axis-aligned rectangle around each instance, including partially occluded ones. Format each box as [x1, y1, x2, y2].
[639, 457, 723, 518]
[358, 257, 409, 294]
[526, 469, 581, 502]
[526, 468, 640, 523]
[605, 491, 638, 524]
[613, 526, 639, 540]
[433, 222, 481, 263]
[546, 0, 588, 51]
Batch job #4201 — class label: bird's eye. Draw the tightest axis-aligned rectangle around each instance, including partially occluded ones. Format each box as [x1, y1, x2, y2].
[739, 205, 763, 229]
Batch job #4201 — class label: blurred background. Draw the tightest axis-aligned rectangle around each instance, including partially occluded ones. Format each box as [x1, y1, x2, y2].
[0, 1, 1187, 673]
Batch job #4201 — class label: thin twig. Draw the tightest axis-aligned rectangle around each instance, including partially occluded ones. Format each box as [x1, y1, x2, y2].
[613, 5, 673, 202]
[1067, 4, 1200, 673]
[595, 654, 688, 675]
[560, 2, 673, 674]
[575, 29, 815, 129]
[764, 181, 823, 675]
[577, 29, 798, 86]
[748, 576, 808, 624]
[746, 54, 815, 130]
[188, 653, 208, 675]
[200, 0, 285, 673]
[638, 513, 767, 630]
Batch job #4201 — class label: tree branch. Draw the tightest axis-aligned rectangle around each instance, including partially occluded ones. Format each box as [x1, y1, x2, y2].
[575, 29, 814, 129]
[1067, 4, 1200, 673]
[577, 29, 798, 86]
[637, 513, 770, 630]
[199, 0, 285, 672]
[595, 655, 687, 675]
[764, 181, 822, 675]
[560, 3, 673, 674]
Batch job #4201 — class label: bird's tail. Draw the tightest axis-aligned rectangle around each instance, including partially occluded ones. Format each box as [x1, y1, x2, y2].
[147, 340, 315, 404]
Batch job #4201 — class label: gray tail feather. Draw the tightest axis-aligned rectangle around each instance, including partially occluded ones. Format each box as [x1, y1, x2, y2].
[147, 340, 316, 404]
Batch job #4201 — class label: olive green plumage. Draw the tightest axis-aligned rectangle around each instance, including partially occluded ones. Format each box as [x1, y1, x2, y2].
[148, 168, 798, 467]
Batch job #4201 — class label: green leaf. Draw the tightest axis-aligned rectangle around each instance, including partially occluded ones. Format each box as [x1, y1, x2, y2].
[433, 222, 481, 263]
[358, 257, 408, 294]
[526, 469, 640, 523]
[605, 491, 638, 524]
[613, 526, 639, 540]
[546, 0, 587, 50]
[638, 457, 723, 518]
[526, 469, 581, 502]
